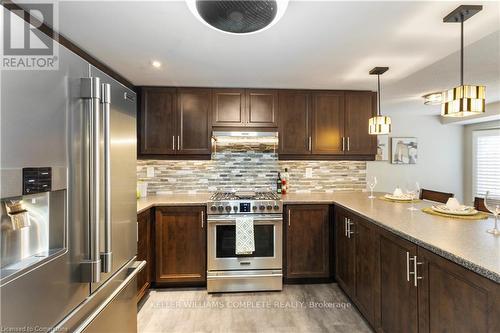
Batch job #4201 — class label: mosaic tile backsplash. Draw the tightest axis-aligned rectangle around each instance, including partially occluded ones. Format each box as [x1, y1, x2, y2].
[137, 144, 367, 195]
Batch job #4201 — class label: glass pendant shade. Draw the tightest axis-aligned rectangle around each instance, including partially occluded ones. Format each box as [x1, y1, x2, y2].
[441, 84, 486, 117]
[368, 115, 392, 135]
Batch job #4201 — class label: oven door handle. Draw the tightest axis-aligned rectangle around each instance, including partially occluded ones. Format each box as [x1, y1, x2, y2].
[207, 273, 283, 279]
[207, 217, 283, 223]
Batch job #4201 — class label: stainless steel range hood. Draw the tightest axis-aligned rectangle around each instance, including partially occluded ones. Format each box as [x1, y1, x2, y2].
[212, 131, 278, 143]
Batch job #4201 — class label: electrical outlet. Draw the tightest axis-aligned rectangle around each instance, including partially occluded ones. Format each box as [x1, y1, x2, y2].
[146, 166, 155, 178]
[305, 168, 313, 178]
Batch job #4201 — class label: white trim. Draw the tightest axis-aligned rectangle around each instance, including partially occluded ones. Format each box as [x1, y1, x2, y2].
[472, 128, 500, 200]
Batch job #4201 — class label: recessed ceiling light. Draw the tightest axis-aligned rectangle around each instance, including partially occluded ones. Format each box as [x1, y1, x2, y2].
[151, 60, 162, 68]
[186, 0, 289, 35]
[422, 92, 442, 105]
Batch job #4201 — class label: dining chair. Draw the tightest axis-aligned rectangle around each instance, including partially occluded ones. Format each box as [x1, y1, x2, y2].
[474, 197, 490, 213]
[419, 189, 454, 204]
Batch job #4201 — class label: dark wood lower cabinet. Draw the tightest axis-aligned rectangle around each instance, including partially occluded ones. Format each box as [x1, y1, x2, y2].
[285, 205, 330, 281]
[155, 206, 206, 285]
[378, 230, 418, 333]
[335, 207, 379, 325]
[353, 217, 379, 325]
[334, 205, 499, 333]
[417, 247, 500, 333]
[335, 208, 355, 296]
[137, 209, 153, 302]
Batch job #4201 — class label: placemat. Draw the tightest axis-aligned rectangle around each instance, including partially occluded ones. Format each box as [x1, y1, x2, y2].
[378, 196, 420, 203]
[421, 207, 489, 220]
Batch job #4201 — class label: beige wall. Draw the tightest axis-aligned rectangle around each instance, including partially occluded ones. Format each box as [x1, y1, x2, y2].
[463, 120, 500, 205]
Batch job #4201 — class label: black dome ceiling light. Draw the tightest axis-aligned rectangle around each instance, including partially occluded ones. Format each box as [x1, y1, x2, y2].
[187, 0, 289, 34]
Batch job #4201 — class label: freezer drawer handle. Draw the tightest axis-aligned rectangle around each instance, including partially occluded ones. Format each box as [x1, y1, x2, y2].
[101, 83, 112, 273]
[80, 77, 102, 283]
[73, 260, 146, 333]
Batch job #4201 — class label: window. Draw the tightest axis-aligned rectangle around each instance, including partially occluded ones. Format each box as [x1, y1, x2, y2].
[473, 128, 500, 199]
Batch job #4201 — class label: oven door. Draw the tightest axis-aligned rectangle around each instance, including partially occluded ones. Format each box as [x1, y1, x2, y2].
[207, 214, 282, 271]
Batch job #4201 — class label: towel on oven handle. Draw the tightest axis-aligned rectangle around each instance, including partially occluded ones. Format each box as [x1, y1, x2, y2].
[235, 216, 255, 255]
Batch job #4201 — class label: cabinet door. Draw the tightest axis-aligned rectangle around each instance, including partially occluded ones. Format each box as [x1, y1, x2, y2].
[177, 88, 212, 154]
[278, 91, 311, 155]
[137, 210, 152, 301]
[139, 87, 176, 154]
[379, 231, 418, 333]
[344, 91, 377, 155]
[285, 205, 330, 279]
[417, 247, 500, 333]
[335, 208, 355, 297]
[311, 91, 345, 154]
[246, 89, 278, 127]
[212, 89, 246, 127]
[155, 206, 206, 285]
[354, 217, 379, 325]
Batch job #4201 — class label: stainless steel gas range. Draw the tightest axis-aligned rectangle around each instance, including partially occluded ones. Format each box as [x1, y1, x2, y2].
[206, 191, 283, 293]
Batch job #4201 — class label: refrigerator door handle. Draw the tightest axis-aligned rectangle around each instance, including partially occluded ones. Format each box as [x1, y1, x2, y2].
[80, 77, 102, 283]
[100, 83, 112, 273]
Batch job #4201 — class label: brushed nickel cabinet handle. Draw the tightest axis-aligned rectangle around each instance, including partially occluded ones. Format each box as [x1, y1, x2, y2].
[342, 137, 345, 151]
[347, 137, 350, 151]
[177, 135, 180, 150]
[288, 209, 291, 227]
[347, 219, 354, 238]
[172, 136, 175, 150]
[406, 252, 411, 282]
[413, 255, 423, 287]
[201, 210, 204, 228]
[308, 137, 312, 151]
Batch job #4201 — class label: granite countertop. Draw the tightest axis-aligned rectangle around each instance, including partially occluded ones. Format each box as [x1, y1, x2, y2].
[137, 191, 500, 283]
[137, 193, 210, 214]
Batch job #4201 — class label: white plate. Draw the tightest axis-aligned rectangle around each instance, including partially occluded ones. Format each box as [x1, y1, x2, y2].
[431, 205, 478, 216]
[384, 194, 414, 201]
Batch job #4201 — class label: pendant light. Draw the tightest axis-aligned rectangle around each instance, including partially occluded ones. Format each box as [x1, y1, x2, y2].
[441, 5, 485, 117]
[368, 67, 391, 135]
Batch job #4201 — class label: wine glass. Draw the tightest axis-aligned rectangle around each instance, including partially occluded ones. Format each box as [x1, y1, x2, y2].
[406, 182, 420, 211]
[484, 191, 500, 235]
[368, 176, 377, 199]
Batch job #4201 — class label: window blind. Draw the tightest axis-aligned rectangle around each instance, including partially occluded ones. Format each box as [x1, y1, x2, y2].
[473, 129, 500, 199]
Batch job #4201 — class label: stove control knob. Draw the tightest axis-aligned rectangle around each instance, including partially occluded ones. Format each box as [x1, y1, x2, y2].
[225, 206, 231, 212]
[266, 205, 273, 210]
[252, 206, 257, 211]
[218, 206, 224, 212]
[274, 205, 280, 210]
[259, 205, 265, 211]
[233, 206, 238, 212]
[210, 205, 217, 212]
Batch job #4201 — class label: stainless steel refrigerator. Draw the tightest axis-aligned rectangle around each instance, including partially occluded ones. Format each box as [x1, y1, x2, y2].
[0, 37, 144, 332]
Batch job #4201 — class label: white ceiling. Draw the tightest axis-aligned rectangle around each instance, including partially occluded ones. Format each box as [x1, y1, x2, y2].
[56, 0, 500, 114]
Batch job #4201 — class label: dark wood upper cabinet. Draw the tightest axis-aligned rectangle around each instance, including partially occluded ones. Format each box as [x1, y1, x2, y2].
[246, 89, 278, 127]
[212, 88, 278, 127]
[285, 205, 330, 280]
[379, 230, 418, 333]
[311, 91, 345, 155]
[139, 86, 377, 159]
[344, 91, 377, 155]
[417, 247, 500, 333]
[139, 87, 176, 154]
[155, 206, 206, 285]
[278, 91, 311, 155]
[212, 89, 246, 127]
[137, 209, 152, 302]
[177, 88, 212, 154]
